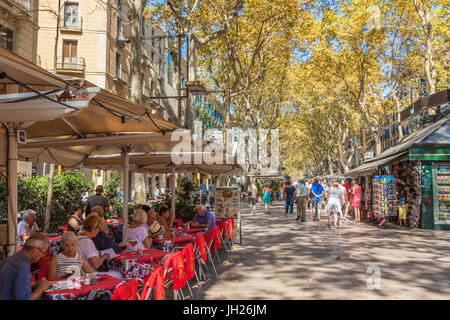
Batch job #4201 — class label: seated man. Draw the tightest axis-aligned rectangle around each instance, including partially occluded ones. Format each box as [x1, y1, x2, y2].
[144, 210, 168, 238]
[190, 204, 216, 231]
[0, 233, 51, 300]
[18, 210, 41, 245]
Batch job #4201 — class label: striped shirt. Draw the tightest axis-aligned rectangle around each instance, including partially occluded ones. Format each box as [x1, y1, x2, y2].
[56, 252, 83, 277]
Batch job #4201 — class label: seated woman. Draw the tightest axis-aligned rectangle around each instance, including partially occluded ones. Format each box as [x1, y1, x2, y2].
[90, 206, 110, 235]
[124, 209, 152, 251]
[48, 231, 94, 281]
[156, 205, 174, 233]
[67, 205, 83, 234]
[76, 215, 123, 279]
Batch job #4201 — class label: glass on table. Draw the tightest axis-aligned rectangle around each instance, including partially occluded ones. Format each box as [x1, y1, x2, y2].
[119, 242, 128, 251]
[128, 239, 138, 249]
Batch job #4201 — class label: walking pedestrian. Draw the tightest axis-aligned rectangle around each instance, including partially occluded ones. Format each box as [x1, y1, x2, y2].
[295, 179, 309, 221]
[248, 181, 258, 215]
[310, 179, 325, 221]
[342, 179, 351, 219]
[284, 181, 296, 215]
[351, 181, 362, 222]
[325, 182, 344, 227]
[263, 184, 272, 214]
[338, 180, 348, 225]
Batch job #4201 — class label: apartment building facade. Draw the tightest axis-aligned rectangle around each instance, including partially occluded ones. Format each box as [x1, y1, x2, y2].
[0, 0, 39, 65]
[36, 0, 179, 120]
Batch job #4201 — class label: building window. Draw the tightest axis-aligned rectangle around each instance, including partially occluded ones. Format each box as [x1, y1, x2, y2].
[151, 51, 154, 63]
[141, 72, 145, 93]
[141, 19, 145, 37]
[150, 80, 154, 96]
[115, 52, 121, 78]
[62, 40, 78, 67]
[0, 26, 13, 51]
[64, 4, 80, 29]
[117, 19, 122, 39]
[151, 29, 155, 47]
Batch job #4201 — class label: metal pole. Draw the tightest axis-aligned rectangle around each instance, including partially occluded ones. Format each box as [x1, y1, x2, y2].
[7, 123, 18, 256]
[170, 165, 176, 218]
[122, 148, 130, 237]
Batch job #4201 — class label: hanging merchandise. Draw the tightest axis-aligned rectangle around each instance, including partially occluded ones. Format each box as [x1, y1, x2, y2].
[364, 177, 372, 214]
[435, 164, 450, 224]
[372, 175, 397, 219]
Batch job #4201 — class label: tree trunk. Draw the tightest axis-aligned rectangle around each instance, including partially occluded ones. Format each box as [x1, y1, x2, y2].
[44, 164, 55, 233]
[129, 0, 144, 105]
[134, 173, 146, 205]
[53, 0, 62, 73]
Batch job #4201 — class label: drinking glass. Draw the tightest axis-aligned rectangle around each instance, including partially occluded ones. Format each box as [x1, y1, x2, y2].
[128, 239, 138, 250]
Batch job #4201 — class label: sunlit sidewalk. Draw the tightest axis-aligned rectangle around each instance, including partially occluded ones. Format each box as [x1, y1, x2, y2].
[195, 201, 450, 300]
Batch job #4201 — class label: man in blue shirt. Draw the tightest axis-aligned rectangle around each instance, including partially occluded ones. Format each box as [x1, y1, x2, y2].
[191, 204, 216, 231]
[0, 233, 51, 300]
[284, 181, 296, 215]
[310, 179, 325, 221]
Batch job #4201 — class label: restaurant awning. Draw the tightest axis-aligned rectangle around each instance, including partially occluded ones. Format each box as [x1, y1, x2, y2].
[0, 88, 100, 122]
[81, 151, 244, 176]
[0, 46, 101, 256]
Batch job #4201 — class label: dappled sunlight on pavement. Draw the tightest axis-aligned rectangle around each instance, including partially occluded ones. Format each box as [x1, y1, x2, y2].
[193, 200, 450, 300]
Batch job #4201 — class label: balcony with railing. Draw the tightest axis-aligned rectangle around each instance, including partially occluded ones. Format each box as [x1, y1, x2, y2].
[56, 56, 86, 73]
[60, 16, 83, 32]
[115, 67, 129, 86]
[11, 0, 30, 12]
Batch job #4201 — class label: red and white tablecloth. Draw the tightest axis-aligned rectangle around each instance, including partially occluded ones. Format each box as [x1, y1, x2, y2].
[44, 274, 122, 300]
[152, 235, 194, 245]
[113, 249, 169, 264]
[182, 228, 207, 234]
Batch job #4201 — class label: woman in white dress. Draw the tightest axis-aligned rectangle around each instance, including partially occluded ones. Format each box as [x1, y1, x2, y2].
[124, 209, 152, 251]
[325, 181, 344, 227]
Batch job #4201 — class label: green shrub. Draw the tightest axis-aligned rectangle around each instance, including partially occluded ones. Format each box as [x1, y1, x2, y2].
[0, 172, 93, 232]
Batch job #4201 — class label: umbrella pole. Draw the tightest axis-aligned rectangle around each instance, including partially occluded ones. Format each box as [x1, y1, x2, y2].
[7, 124, 18, 256]
[122, 149, 129, 238]
[170, 165, 176, 218]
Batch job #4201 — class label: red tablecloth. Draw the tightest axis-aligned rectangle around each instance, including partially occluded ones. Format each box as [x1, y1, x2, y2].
[44, 274, 122, 300]
[113, 249, 169, 264]
[152, 235, 194, 245]
[106, 219, 123, 227]
[183, 228, 207, 234]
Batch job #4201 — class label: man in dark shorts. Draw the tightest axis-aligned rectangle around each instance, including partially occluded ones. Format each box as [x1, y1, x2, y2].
[284, 181, 296, 215]
[84, 185, 110, 217]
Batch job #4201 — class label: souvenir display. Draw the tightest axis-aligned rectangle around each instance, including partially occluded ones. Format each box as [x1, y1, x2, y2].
[435, 164, 450, 224]
[372, 175, 397, 218]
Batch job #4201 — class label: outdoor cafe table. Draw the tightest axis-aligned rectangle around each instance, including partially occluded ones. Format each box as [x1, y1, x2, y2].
[106, 219, 123, 227]
[113, 249, 169, 264]
[182, 227, 207, 234]
[152, 234, 194, 246]
[44, 274, 122, 300]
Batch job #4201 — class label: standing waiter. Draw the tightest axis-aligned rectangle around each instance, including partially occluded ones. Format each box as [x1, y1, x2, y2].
[84, 185, 110, 218]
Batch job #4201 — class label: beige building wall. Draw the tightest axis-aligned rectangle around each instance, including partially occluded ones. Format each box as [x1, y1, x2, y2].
[0, 0, 39, 63]
[37, 0, 169, 119]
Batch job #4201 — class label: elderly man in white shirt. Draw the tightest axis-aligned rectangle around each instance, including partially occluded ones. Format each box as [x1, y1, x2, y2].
[18, 210, 41, 245]
[295, 180, 310, 222]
